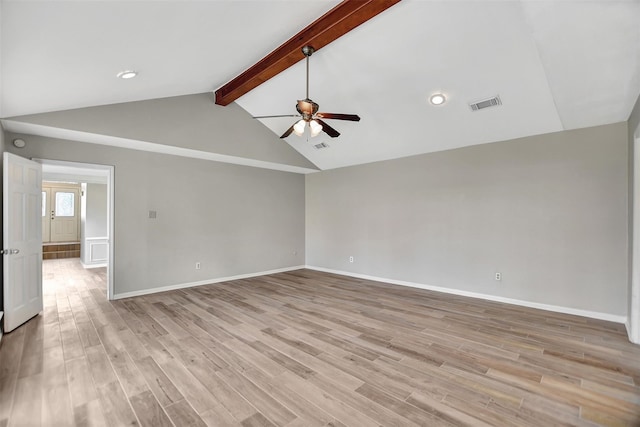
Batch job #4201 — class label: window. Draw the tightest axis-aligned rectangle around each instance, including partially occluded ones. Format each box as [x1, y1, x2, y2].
[55, 192, 75, 217]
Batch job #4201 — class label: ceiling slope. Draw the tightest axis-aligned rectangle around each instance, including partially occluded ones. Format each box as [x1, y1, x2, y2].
[522, 0, 640, 130]
[3, 93, 319, 173]
[237, 0, 640, 170]
[215, 0, 401, 106]
[237, 1, 565, 169]
[0, 0, 340, 117]
[1, 1, 639, 172]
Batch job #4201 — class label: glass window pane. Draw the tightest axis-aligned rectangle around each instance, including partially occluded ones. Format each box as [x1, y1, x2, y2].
[42, 192, 46, 217]
[55, 192, 75, 217]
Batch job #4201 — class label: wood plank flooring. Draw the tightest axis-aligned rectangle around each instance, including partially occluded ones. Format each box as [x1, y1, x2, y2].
[1, 258, 639, 426]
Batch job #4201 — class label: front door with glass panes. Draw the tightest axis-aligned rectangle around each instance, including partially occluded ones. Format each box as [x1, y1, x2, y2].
[42, 182, 81, 242]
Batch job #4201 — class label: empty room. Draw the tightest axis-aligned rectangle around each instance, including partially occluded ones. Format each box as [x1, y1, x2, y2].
[1, 0, 639, 426]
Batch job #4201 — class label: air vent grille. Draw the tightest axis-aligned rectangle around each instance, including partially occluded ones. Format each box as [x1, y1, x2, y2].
[469, 95, 502, 111]
[313, 142, 329, 150]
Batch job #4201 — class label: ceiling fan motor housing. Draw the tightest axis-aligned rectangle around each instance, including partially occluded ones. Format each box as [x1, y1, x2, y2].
[296, 99, 319, 120]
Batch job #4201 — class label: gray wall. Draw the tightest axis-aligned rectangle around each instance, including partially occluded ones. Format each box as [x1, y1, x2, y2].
[85, 183, 108, 238]
[8, 94, 317, 170]
[5, 133, 305, 296]
[80, 182, 109, 266]
[306, 122, 629, 316]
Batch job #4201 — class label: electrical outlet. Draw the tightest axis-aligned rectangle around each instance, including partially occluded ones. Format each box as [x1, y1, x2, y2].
[196, 262, 201, 270]
[349, 256, 354, 263]
[495, 272, 501, 281]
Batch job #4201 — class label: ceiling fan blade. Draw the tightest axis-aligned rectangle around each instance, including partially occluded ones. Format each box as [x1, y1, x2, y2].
[315, 119, 340, 138]
[316, 113, 360, 122]
[280, 124, 296, 139]
[253, 114, 300, 119]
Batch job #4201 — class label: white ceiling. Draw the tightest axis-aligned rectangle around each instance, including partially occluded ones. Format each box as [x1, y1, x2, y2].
[1, 0, 639, 171]
[0, 0, 339, 117]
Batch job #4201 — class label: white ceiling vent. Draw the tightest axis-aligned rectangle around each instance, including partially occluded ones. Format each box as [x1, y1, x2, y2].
[469, 95, 502, 111]
[313, 142, 330, 150]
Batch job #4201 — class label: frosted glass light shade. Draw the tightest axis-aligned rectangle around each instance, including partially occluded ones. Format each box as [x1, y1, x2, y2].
[309, 120, 322, 137]
[293, 119, 306, 136]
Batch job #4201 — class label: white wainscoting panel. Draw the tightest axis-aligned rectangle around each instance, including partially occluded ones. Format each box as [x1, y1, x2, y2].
[82, 237, 108, 268]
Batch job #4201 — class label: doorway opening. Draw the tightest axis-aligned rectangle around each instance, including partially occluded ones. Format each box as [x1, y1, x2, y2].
[36, 159, 114, 300]
[42, 181, 81, 259]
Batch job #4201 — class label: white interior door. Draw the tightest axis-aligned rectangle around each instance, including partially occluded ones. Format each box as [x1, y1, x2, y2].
[3, 152, 43, 333]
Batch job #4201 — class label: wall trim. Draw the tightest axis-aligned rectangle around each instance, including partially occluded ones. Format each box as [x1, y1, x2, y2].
[88, 239, 108, 263]
[111, 263, 627, 324]
[112, 265, 306, 300]
[81, 262, 107, 269]
[305, 265, 628, 324]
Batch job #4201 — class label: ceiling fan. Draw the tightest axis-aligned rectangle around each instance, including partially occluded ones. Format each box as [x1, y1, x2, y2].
[252, 45, 360, 139]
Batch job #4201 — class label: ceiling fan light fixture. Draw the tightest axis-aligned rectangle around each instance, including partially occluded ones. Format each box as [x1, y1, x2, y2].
[430, 93, 446, 105]
[260, 45, 360, 139]
[293, 119, 306, 136]
[309, 119, 322, 137]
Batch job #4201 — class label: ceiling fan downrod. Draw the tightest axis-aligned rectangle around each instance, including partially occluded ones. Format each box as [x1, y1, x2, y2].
[295, 45, 319, 120]
[302, 45, 314, 100]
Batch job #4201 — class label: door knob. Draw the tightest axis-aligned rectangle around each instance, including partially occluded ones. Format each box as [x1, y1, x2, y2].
[1, 249, 19, 255]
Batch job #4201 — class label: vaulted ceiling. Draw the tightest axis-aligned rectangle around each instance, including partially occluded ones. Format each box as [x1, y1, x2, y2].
[1, 1, 639, 172]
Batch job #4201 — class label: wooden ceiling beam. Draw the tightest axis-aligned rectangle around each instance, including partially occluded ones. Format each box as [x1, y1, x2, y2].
[214, 0, 401, 106]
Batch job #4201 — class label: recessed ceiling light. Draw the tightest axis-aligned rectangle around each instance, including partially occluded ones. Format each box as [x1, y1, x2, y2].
[117, 70, 138, 79]
[430, 93, 446, 105]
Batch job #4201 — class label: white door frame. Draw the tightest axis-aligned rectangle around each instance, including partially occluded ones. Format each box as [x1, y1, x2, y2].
[632, 135, 640, 344]
[34, 158, 115, 300]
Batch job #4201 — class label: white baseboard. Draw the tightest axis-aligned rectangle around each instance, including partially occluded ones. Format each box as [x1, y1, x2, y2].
[109, 263, 627, 325]
[112, 265, 306, 300]
[81, 261, 107, 269]
[305, 265, 627, 324]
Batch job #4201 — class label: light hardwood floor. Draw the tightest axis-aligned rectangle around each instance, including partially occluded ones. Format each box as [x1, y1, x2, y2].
[0, 259, 639, 426]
